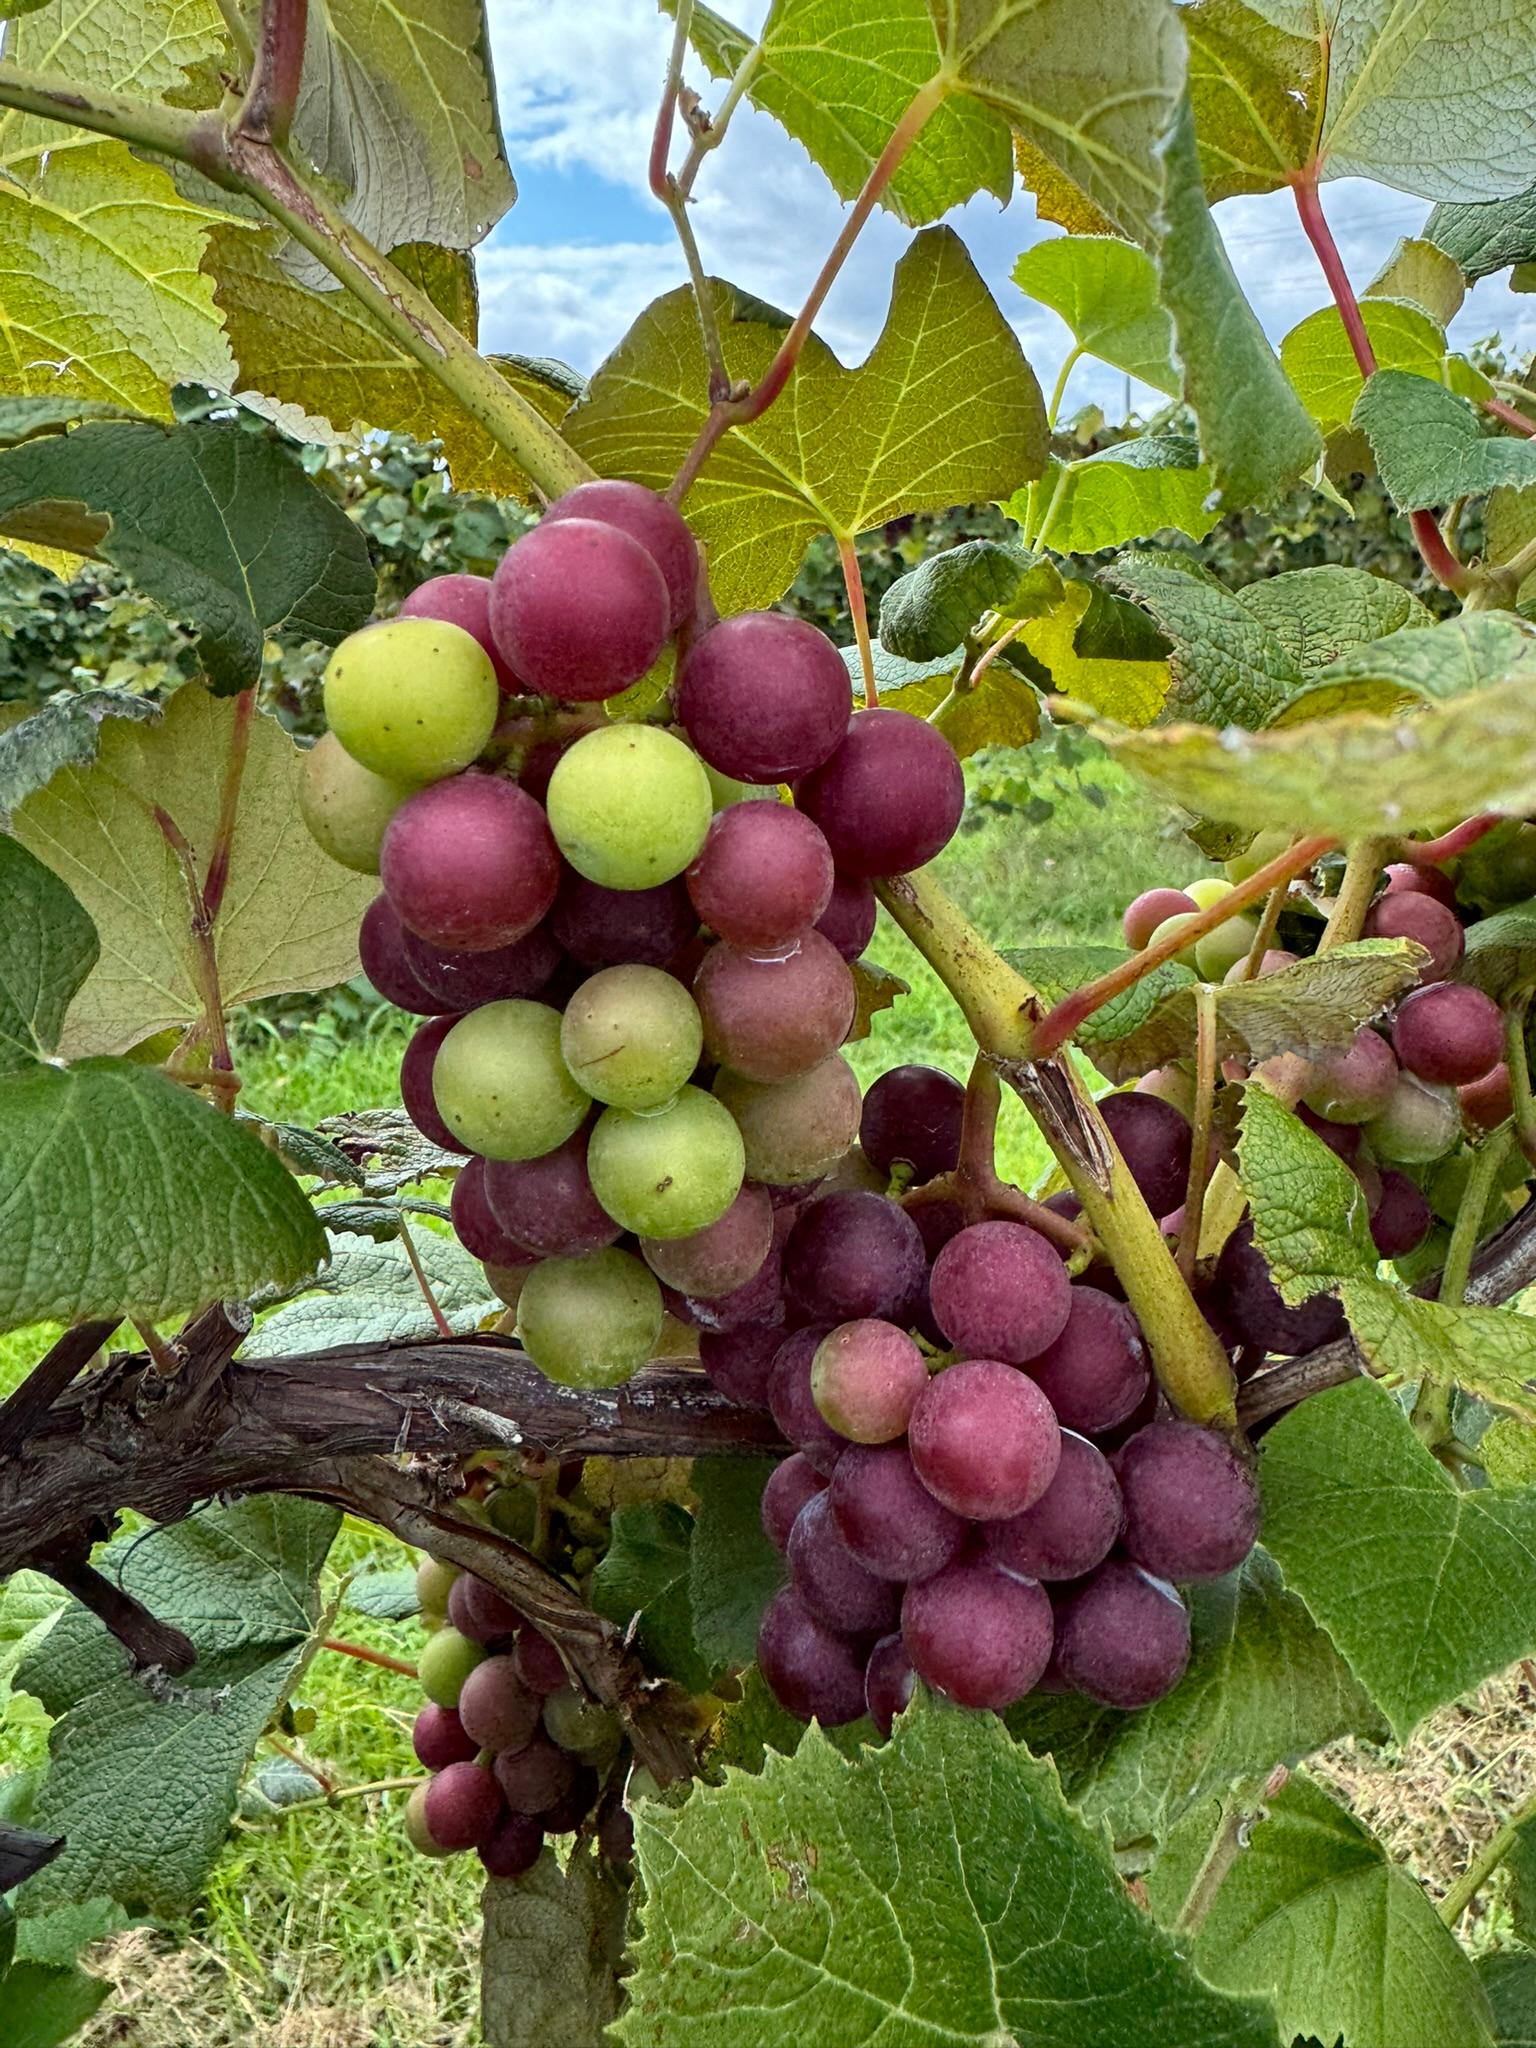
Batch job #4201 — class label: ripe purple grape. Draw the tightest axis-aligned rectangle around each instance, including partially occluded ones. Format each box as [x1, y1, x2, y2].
[1297, 1102, 1362, 1162]
[1024, 1288, 1151, 1435]
[1115, 1421, 1260, 1580]
[549, 870, 697, 969]
[1383, 861, 1458, 909]
[400, 572, 522, 692]
[512, 1631, 567, 1697]
[984, 1432, 1123, 1581]
[756, 1586, 869, 1725]
[1300, 1027, 1399, 1124]
[927, 1220, 1072, 1364]
[694, 931, 855, 1083]
[489, 517, 669, 701]
[901, 1560, 1053, 1711]
[815, 871, 878, 962]
[412, 1703, 478, 1771]
[687, 801, 835, 952]
[767, 1325, 846, 1475]
[908, 1360, 1062, 1520]
[1054, 1561, 1191, 1707]
[424, 1762, 504, 1851]
[541, 478, 698, 632]
[864, 1632, 916, 1739]
[482, 1130, 620, 1258]
[360, 895, 441, 1015]
[681, 1226, 784, 1330]
[380, 774, 560, 951]
[446, 1571, 525, 1644]
[1212, 1221, 1345, 1355]
[479, 1811, 544, 1879]
[699, 1319, 786, 1408]
[400, 1014, 470, 1153]
[1097, 1093, 1193, 1217]
[783, 1191, 927, 1324]
[761, 1453, 828, 1550]
[1393, 982, 1504, 1087]
[1371, 1169, 1433, 1258]
[858, 1065, 965, 1186]
[787, 1490, 902, 1635]
[796, 709, 964, 877]
[677, 611, 851, 783]
[494, 1735, 577, 1816]
[829, 1441, 967, 1583]
[540, 1763, 600, 1836]
[1123, 887, 1198, 950]
[640, 1183, 773, 1298]
[811, 1319, 929, 1443]
[447, 1159, 532, 1267]
[1363, 891, 1465, 984]
[457, 1655, 543, 1753]
[402, 923, 561, 1010]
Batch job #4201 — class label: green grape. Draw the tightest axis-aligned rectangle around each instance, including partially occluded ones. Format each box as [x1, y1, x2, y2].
[545, 724, 713, 888]
[1225, 828, 1290, 884]
[415, 1554, 460, 1617]
[517, 1247, 664, 1387]
[560, 964, 703, 1109]
[299, 730, 413, 872]
[1184, 876, 1234, 911]
[322, 617, 499, 783]
[543, 1689, 623, 1763]
[1146, 910, 1201, 964]
[704, 762, 778, 809]
[1195, 913, 1259, 981]
[417, 1626, 486, 1708]
[404, 1782, 453, 1858]
[433, 1000, 591, 1161]
[587, 1085, 745, 1238]
[484, 1485, 539, 1543]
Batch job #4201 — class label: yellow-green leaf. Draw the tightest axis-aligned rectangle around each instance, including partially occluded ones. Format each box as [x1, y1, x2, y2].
[1364, 237, 1467, 327]
[1022, 437, 1218, 555]
[1184, 0, 1320, 201]
[1018, 578, 1169, 728]
[1011, 236, 1179, 394]
[1280, 299, 1446, 430]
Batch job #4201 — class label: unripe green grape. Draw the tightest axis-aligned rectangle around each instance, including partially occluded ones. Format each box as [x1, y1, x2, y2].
[1195, 913, 1259, 981]
[543, 1689, 622, 1763]
[1146, 911, 1201, 964]
[1225, 828, 1291, 884]
[484, 1485, 539, 1543]
[433, 1000, 591, 1161]
[404, 1782, 454, 1858]
[323, 617, 498, 783]
[560, 965, 703, 1109]
[418, 1626, 486, 1708]
[299, 730, 413, 872]
[704, 762, 778, 809]
[1367, 1074, 1462, 1163]
[1184, 877, 1234, 911]
[546, 724, 713, 888]
[517, 1246, 664, 1387]
[415, 1555, 461, 1618]
[587, 1086, 745, 1238]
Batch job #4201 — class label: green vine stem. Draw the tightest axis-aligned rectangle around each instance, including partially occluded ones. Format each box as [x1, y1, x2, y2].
[1318, 836, 1389, 950]
[1438, 1783, 1536, 1924]
[1506, 1004, 1536, 1169]
[1177, 984, 1219, 1285]
[1412, 1124, 1515, 1445]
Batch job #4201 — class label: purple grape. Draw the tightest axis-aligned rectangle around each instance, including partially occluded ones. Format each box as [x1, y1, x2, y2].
[1300, 1027, 1399, 1124]
[381, 775, 560, 951]
[787, 1491, 902, 1635]
[494, 1734, 577, 1815]
[811, 1320, 929, 1444]
[767, 1326, 847, 1475]
[927, 1221, 1072, 1364]
[762, 1453, 828, 1550]
[1393, 982, 1505, 1086]
[541, 478, 698, 632]
[815, 871, 878, 962]
[1371, 1170, 1433, 1259]
[540, 1762, 599, 1836]
[756, 1586, 868, 1725]
[446, 1570, 525, 1644]
[599, 1805, 635, 1863]
[1383, 861, 1458, 909]
[450, 1158, 538, 1267]
[828, 1442, 966, 1583]
[1297, 1102, 1361, 1162]
[1115, 1421, 1260, 1580]
[783, 1191, 926, 1324]
[400, 1015, 470, 1153]
[694, 931, 855, 1083]
[901, 1561, 1053, 1711]
[905, 1195, 965, 1259]
[512, 1631, 567, 1697]
[1363, 891, 1465, 984]
[1097, 1093, 1192, 1218]
[400, 572, 521, 692]
[482, 1130, 621, 1258]
[908, 1360, 1061, 1520]
[489, 517, 669, 701]
[796, 709, 964, 877]
[864, 1633, 916, 1739]
[457, 1655, 543, 1753]
[1123, 887, 1198, 950]
[1053, 1560, 1190, 1708]
[479, 1811, 544, 1878]
[360, 895, 441, 1014]
[1023, 1288, 1151, 1435]
[858, 1065, 965, 1186]
[402, 923, 562, 1010]
[677, 612, 851, 783]
[677, 1222, 784, 1333]
[549, 869, 697, 970]
[424, 1761, 504, 1850]
[687, 802, 835, 952]
[699, 1319, 787, 1408]
[412, 1703, 478, 1771]
[984, 1432, 1123, 1581]
[1212, 1222, 1345, 1355]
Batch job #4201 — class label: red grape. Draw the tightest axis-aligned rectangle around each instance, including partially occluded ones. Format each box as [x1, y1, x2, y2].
[927, 1220, 1072, 1363]
[541, 479, 698, 632]
[483, 1130, 621, 1257]
[694, 930, 854, 1082]
[1382, 861, 1457, 909]
[828, 1441, 966, 1582]
[457, 1655, 543, 1753]
[1461, 1060, 1513, 1131]
[767, 1325, 847, 1474]
[381, 774, 559, 951]
[1362, 891, 1465, 983]
[402, 923, 561, 1010]
[714, 1055, 863, 1186]
[756, 1586, 869, 1725]
[1115, 1420, 1260, 1580]
[479, 1811, 544, 1879]
[512, 1631, 567, 1697]
[1024, 1288, 1151, 1435]
[549, 870, 697, 969]
[687, 801, 835, 952]
[762, 1453, 827, 1551]
[494, 1735, 577, 1815]
[640, 1184, 773, 1300]
[360, 895, 441, 1014]
[783, 1191, 927, 1324]
[489, 517, 669, 701]
[677, 1222, 782, 1332]
[858, 1065, 965, 1185]
[796, 709, 964, 877]
[1097, 1093, 1192, 1217]
[787, 1490, 902, 1635]
[815, 871, 878, 961]
[908, 1360, 1061, 1519]
[451, 1158, 539, 1266]
[540, 1763, 599, 1836]
[901, 1560, 1053, 1711]
[1393, 982, 1504, 1086]
[1297, 1102, 1361, 1162]
[400, 572, 521, 692]
[446, 1571, 525, 1644]
[424, 1761, 503, 1850]
[1212, 1221, 1345, 1355]
[677, 612, 851, 782]
[984, 1432, 1123, 1581]
[1053, 1561, 1190, 1708]
[864, 1632, 916, 1738]
[1123, 887, 1198, 949]
[598, 1805, 635, 1863]
[699, 1319, 786, 1408]
[400, 1015, 470, 1153]
[1299, 1027, 1398, 1124]
[811, 1319, 929, 1443]
[412, 1703, 477, 1771]
[1371, 1170, 1433, 1258]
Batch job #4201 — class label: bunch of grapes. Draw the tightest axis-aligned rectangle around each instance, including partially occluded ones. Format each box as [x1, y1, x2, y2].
[300, 479, 967, 1390]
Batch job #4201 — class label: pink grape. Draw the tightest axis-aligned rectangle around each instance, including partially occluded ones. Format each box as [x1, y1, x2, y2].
[640, 1183, 773, 1298]
[1115, 1421, 1260, 1580]
[1383, 861, 1458, 909]
[761, 1453, 828, 1550]
[908, 1360, 1061, 1520]
[400, 1015, 470, 1153]
[541, 478, 698, 632]
[694, 930, 855, 1082]
[927, 1220, 1072, 1364]
[828, 1442, 967, 1583]
[360, 895, 441, 1014]
[424, 1762, 504, 1851]
[1461, 1061, 1513, 1131]
[549, 870, 697, 969]
[1123, 887, 1198, 949]
[402, 923, 561, 1010]
[512, 1631, 567, 1697]
[540, 1764, 599, 1836]
[811, 1319, 928, 1443]
[1393, 982, 1504, 1086]
[687, 800, 835, 953]
[864, 1633, 916, 1739]
[400, 572, 522, 692]
[489, 517, 669, 701]
[901, 1561, 1053, 1711]
[783, 1191, 926, 1324]
[1362, 891, 1465, 983]
[767, 1325, 847, 1475]
[680, 1233, 783, 1332]
[1024, 1288, 1151, 1435]
[787, 1490, 902, 1635]
[796, 709, 964, 877]
[380, 774, 560, 951]
[815, 871, 878, 961]
[984, 1432, 1123, 1581]
[483, 1131, 621, 1258]
[494, 1735, 577, 1815]
[756, 1586, 868, 1725]
[457, 1655, 542, 1753]
[1300, 1027, 1398, 1124]
[677, 611, 851, 782]
[858, 1064, 965, 1185]
[412, 1704, 477, 1771]
[1053, 1560, 1191, 1708]
[446, 1571, 525, 1644]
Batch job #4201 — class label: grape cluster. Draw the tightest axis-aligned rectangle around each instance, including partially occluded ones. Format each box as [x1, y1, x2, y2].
[301, 479, 967, 1390]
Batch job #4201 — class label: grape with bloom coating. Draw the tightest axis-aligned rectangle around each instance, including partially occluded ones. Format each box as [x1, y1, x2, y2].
[687, 800, 834, 951]
[985, 1431, 1123, 1581]
[1212, 1221, 1345, 1356]
[811, 1319, 928, 1443]
[797, 709, 964, 877]
[756, 1586, 868, 1725]
[400, 571, 521, 691]
[858, 1064, 965, 1185]
[516, 1246, 663, 1387]
[359, 896, 441, 1015]
[1024, 1288, 1150, 1435]
[639, 1183, 773, 1298]
[381, 774, 559, 951]
[767, 1326, 846, 1475]
[1371, 1170, 1433, 1258]
[695, 930, 855, 1082]
[1122, 887, 1197, 949]
[761, 1453, 828, 1551]
[417, 1627, 485, 1709]
[901, 1561, 1052, 1711]
[424, 1762, 503, 1851]
[324, 617, 498, 783]
[1367, 1073, 1462, 1163]
[587, 1086, 745, 1238]
[787, 1490, 901, 1635]
[560, 964, 703, 1109]
[1300, 1027, 1398, 1124]
[927, 1220, 1072, 1363]
[1363, 891, 1465, 983]
[864, 1634, 916, 1738]
[677, 611, 851, 783]
[829, 1441, 966, 1582]
[1054, 1561, 1191, 1708]
[404, 1782, 454, 1858]
[700, 1320, 785, 1408]
[457, 1655, 542, 1753]
[300, 730, 411, 873]
[433, 1001, 590, 1161]
[1115, 1421, 1260, 1580]
[1097, 1093, 1192, 1217]
[713, 1055, 862, 1185]
[483, 1132, 620, 1258]
[400, 1015, 469, 1153]
[403, 923, 561, 1011]
[541, 479, 698, 632]
[446, 1575, 524, 1644]
[1393, 982, 1504, 1087]
[413, 1703, 477, 1771]
[784, 1191, 926, 1323]
[815, 872, 877, 961]
[908, 1359, 1061, 1520]
[546, 725, 713, 888]
[479, 1812, 543, 1879]
[550, 870, 697, 968]
[489, 517, 669, 700]
[494, 1736, 577, 1815]
[450, 1158, 537, 1266]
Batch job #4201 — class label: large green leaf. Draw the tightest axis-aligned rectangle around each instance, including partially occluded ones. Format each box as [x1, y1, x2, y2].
[1239, 1084, 1380, 1304]
[1259, 1377, 1536, 1739]
[1183, 0, 1320, 201]
[15, 1498, 338, 1917]
[1481, 1951, 1536, 2047]
[0, 421, 374, 693]
[1010, 1549, 1383, 1860]
[481, 1843, 628, 2048]
[0, 690, 159, 814]
[1015, 578, 1171, 727]
[1011, 235, 1180, 393]
[13, 685, 377, 1058]
[1270, 614, 1536, 725]
[1280, 299, 1446, 430]
[1355, 371, 1536, 510]
[616, 1699, 1280, 2047]
[688, 1458, 784, 1675]
[1175, 1774, 1495, 2048]
[241, 1228, 494, 1351]
[590, 1503, 712, 1695]
[1427, 183, 1536, 280]
[0, 838, 97, 1075]
[0, 1961, 109, 2048]
[567, 229, 1046, 615]
[1024, 437, 1219, 554]
[0, 1058, 326, 1332]
[0, 1575, 66, 1715]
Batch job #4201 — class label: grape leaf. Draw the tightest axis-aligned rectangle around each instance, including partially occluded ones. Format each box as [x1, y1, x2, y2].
[1508, 1814, 1536, 1943]
[1023, 437, 1219, 555]
[928, 662, 1041, 759]
[241, 1229, 494, 1352]
[1002, 942, 1198, 1059]
[1010, 1549, 1384, 1861]
[567, 229, 1047, 615]
[1460, 903, 1536, 1005]
[481, 1842, 628, 2048]
[1237, 564, 1431, 675]
[877, 540, 1034, 662]
[0, 1058, 327, 1333]
[1355, 371, 1536, 509]
[0, 399, 145, 447]
[1338, 1281, 1536, 1430]
[1427, 183, 1536, 280]
[0, 689, 159, 814]
[1365, 237, 1467, 327]
[615, 1698, 1279, 2048]
[0, 0, 223, 159]
[0, 420, 374, 694]
[1280, 299, 1446, 430]
[1481, 1951, 1536, 2048]
[235, 1112, 369, 1188]
[14, 1498, 338, 1917]
[1238, 1084, 1380, 1304]
[1270, 614, 1536, 725]
[688, 1458, 784, 1674]
[1015, 577, 1171, 728]
[342, 1567, 419, 1622]
[1183, 0, 1320, 201]
[1091, 668, 1536, 834]
[590, 1502, 712, 1695]
[0, 838, 97, 1074]
[1488, 485, 1536, 611]
[1478, 1418, 1536, 1491]
[1259, 1376, 1536, 1739]
[0, 1961, 109, 2047]
[0, 1576, 66, 1715]
[1011, 236, 1180, 393]
[1175, 1773, 1495, 2048]
[314, 1107, 462, 1192]
[12, 686, 378, 1058]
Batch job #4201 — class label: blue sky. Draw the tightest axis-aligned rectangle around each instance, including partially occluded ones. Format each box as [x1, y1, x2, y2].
[478, 3, 1535, 414]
